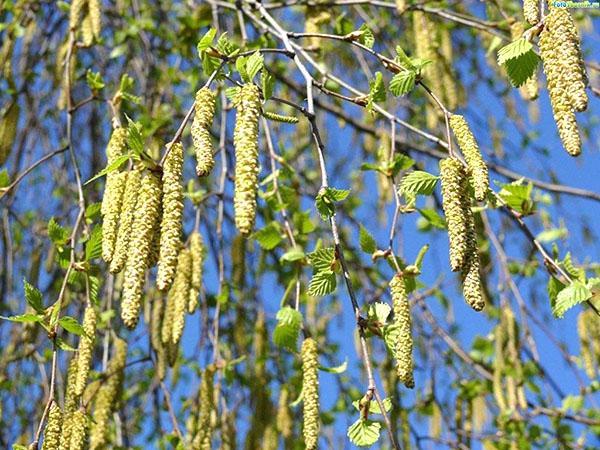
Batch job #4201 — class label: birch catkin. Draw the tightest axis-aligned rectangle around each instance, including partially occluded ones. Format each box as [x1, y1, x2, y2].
[302, 338, 320, 450]
[390, 274, 414, 388]
[121, 172, 162, 328]
[188, 231, 204, 313]
[439, 158, 469, 271]
[69, 0, 85, 30]
[460, 194, 485, 311]
[59, 357, 79, 448]
[73, 306, 97, 397]
[157, 142, 184, 291]
[169, 248, 192, 345]
[41, 402, 62, 450]
[192, 367, 215, 450]
[109, 169, 142, 273]
[68, 409, 89, 450]
[101, 171, 127, 264]
[101, 127, 128, 217]
[449, 114, 489, 201]
[191, 88, 216, 177]
[233, 84, 261, 236]
[88, 0, 101, 39]
[522, 0, 539, 25]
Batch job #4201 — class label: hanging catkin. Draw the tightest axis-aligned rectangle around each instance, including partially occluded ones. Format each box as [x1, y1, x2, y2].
[169, 248, 192, 345]
[101, 171, 127, 264]
[539, 7, 587, 156]
[578, 309, 597, 379]
[109, 169, 142, 273]
[449, 114, 489, 201]
[0, 99, 19, 166]
[81, 14, 94, 46]
[69, 0, 85, 30]
[390, 274, 414, 388]
[522, 0, 539, 25]
[157, 142, 184, 291]
[121, 172, 162, 328]
[192, 367, 215, 450]
[276, 386, 293, 439]
[439, 26, 459, 110]
[301, 338, 319, 450]
[460, 196, 485, 311]
[191, 88, 216, 177]
[89, 337, 127, 450]
[439, 158, 470, 271]
[41, 401, 62, 450]
[68, 409, 89, 450]
[233, 84, 261, 236]
[150, 298, 167, 381]
[73, 306, 97, 397]
[100, 127, 128, 216]
[188, 232, 204, 313]
[510, 22, 539, 101]
[59, 357, 80, 448]
[88, 0, 101, 39]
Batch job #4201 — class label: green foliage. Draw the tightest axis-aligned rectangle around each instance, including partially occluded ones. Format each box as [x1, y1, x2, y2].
[359, 225, 377, 254]
[24, 279, 43, 313]
[389, 71, 417, 97]
[553, 281, 592, 318]
[497, 39, 539, 87]
[315, 187, 350, 220]
[254, 222, 283, 250]
[347, 419, 381, 447]
[400, 170, 439, 195]
[273, 306, 303, 350]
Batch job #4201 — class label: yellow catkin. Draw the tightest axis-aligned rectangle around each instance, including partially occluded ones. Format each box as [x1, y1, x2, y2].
[578, 309, 596, 379]
[169, 248, 192, 345]
[41, 401, 62, 450]
[188, 232, 204, 313]
[68, 409, 88, 450]
[439, 26, 459, 110]
[493, 323, 507, 412]
[395, 0, 407, 13]
[430, 402, 442, 439]
[523, 0, 539, 25]
[539, 8, 585, 156]
[219, 410, 236, 450]
[390, 274, 414, 388]
[301, 338, 319, 450]
[88, 0, 101, 39]
[69, 0, 85, 30]
[460, 195, 485, 311]
[439, 158, 469, 271]
[101, 171, 127, 264]
[81, 13, 94, 46]
[304, 6, 330, 51]
[449, 114, 489, 201]
[157, 143, 184, 291]
[90, 338, 127, 450]
[233, 84, 261, 236]
[0, 99, 19, 166]
[59, 357, 80, 449]
[121, 171, 162, 328]
[191, 88, 216, 177]
[510, 22, 539, 101]
[109, 169, 142, 273]
[73, 306, 97, 398]
[276, 387, 293, 439]
[192, 367, 215, 450]
[150, 298, 167, 381]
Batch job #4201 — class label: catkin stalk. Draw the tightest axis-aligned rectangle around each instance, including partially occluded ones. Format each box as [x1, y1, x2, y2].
[73, 306, 97, 398]
[191, 88, 216, 177]
[390, 274, 414, 388]
[157, 143, 184, 291]
[188, 232, 204, 313]
[41, 401, 63, 450]
[449, 114, 489, 201]
[233, 84, 261, 236]
[302, 338, 319, 450]
[121, 172, 162, 328]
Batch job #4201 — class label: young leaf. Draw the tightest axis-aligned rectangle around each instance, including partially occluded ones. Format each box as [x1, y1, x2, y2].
[503, 50, 539, 88]
[359, 225, 377, 254]
[58, 316, 86, 336]
[0, 313, 44, 323]
[262, 70, 274, 100]
[497, 38, 533, 65]
[254, 222, 282, 250]
[84, 154, 129, 186]
[367, 72, 386, 111]
[307, 270, 337, 296]
[315, 187, 350, 220]
[85, 225, 103, 261]
[400, 171, 439, 195]
[307, 247, 336, 272]
[368, 302, 391, 324]
[389, 71, 416, 97]
[319, 359, 348, 374]
[553, 281, 592, 318]
[85, 70, 105, 91]
[245, 51, 264, 82]
[358, 24, 374, 49]
[347, 419, 381, 447]
[48, 217, 69, 244]
[273, 306, 303, 350]
[24, 279, 44, 313]
[280, 248, 306, 263]
[197, 28, 217, 54]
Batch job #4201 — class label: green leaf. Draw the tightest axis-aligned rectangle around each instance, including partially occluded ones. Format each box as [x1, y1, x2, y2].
[389, 71, 416, 97]
[24, 279, 44, 313]
[215, 32, 238, 56]
[536, 228, 567, 243]
[498, 180, 534, 215]
[389, 154, 415, 176]
[280, 248, 306, 263]
[347, 419, 381, 447]
[400, 171, 439, 195]
[367, 72, 386, 112]
[245, 51, 264, 82]
[84, 154, 129, 186]
[85, 69, 105, 91]
[319, 359, 348, 374]
[197, 28, 217, 54]
[553, 281, 592, 318]
[0, 313, 44, 323]
[48, 217, 69, 244]
[55, 337, 76, 352]
[308, 247, 336, 272]
[315, 187, 350, 220]
[58, 316, 86, 336]
[0, 168, 9, 187]
[358, 24, 374, 49]
[85, 202, 102, 220]
[395, 45, 415, 70]
[254, 222, 282, 250]
[126, 117, 144, 156]
[273, 306, 303, 350]
[368, 302, 391, 324]
[417, 208, 446, 230]
[497, 38, 533, 65]
[261, 70, 274, 100]
[86, 225, 102, 261]
[503, 50, 539, 88]
[307, 270, 337, 296]
[359, 225, 377, 254]
[88, 274, 101, 305]
[352, 397, 392, 414]
[235, 56, 248, 82]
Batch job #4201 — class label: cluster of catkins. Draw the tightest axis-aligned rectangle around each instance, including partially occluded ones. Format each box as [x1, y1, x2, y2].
[389, 274, 414, 388]
[69, 0, 101, 46]
[301, 338, 320, 450]
[578, 308, 600, 380]
[539, 6, 588, 156]
[439, 116, 488, 311]
[41, 318, 127, 450]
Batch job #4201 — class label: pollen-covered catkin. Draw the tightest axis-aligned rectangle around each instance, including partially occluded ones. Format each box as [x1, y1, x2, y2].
[73, 306, 97, 398]
[276, 386, 293, 438]
[88, 0, 101, 39]
[191, 88, 216, 177]
[100, 127, 128, 217]
[522, 0, 539, 25]
[41, 401, 62, 450]
[121, 172, 162, 328]
[81, 14, 94, 47]
[109, 169, 142, 273]
[69, 0, 85, 30]
[301, 338, 320, 450]
[157, 142, 184, 291]
[439, 158, 469, 271]
[169, 248, 191, 345]
[510, 22, 539, 101]
[449, 115, 489, 202]
[90, 338, 127, 450]
[68, 409, 88, 450]
[59, 357, 79, 448]
[233, 84, 261, 236]
[192, 367, 215, 450]
[390, 274, 414, 388]
[101, 171, 127, 264]
[578, 309, 598, 379]
[460, 201, 485, 311]
[188, 232, 204, 313]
